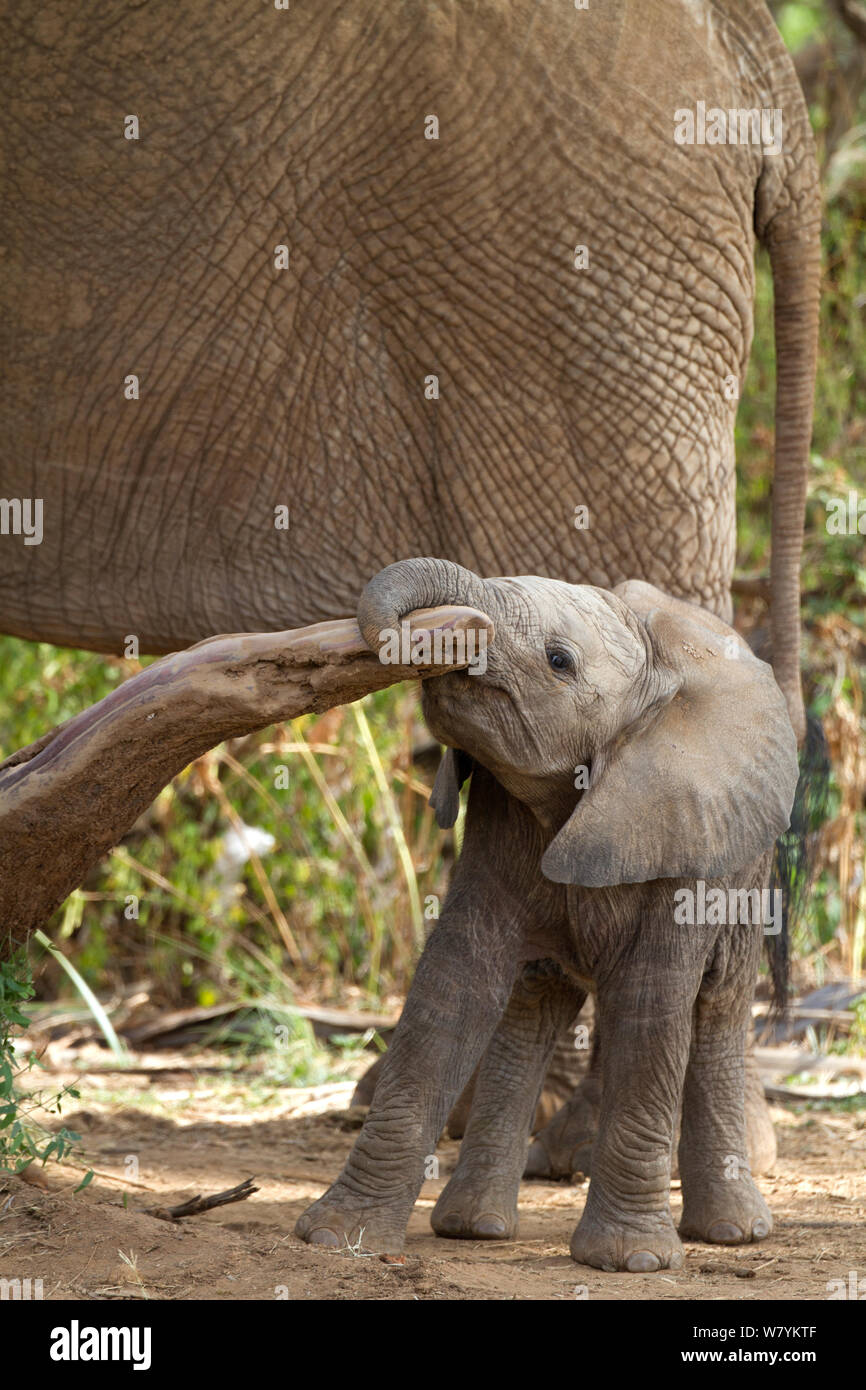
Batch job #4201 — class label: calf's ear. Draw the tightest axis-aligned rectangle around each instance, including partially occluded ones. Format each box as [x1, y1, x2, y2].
[541, 596, 799, 887]
[430, 747, 474, 829]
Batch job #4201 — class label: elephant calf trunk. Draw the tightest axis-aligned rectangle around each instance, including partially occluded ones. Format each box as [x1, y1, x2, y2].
[357, 557, 490, 654]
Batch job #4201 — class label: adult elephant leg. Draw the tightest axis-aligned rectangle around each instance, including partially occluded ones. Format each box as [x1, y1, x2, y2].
[569, 948, 701, 1273]
[295, 770, 540, 1255]
[744, 1031, 776, 1176]
[678, 926, 773, 1246]
[432, 961, 584, 1241]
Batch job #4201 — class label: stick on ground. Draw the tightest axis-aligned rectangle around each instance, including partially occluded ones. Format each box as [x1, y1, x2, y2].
[145, 1177, 259, 1222]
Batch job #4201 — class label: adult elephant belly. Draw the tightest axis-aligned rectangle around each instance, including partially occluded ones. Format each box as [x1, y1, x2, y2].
[0, 0, 758, 654]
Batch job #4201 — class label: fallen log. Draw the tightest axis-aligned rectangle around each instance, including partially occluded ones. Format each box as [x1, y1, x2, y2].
[0, 605, 493, 956]
[120, 999, 399, 1047]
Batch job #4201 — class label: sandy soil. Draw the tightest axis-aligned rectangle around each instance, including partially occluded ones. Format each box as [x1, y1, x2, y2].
[1, 1054, 864, 1302]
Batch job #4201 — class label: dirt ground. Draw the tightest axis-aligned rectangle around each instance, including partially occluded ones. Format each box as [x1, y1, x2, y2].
[1, 1053, 864, 1302]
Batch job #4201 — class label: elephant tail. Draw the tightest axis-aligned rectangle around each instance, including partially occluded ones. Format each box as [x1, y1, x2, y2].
[754, 57, 822, 746]
[767, 711, 832, 1015]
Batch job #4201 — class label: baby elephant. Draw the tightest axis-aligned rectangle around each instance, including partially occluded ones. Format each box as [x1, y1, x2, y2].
[296, 558, 798, 1272]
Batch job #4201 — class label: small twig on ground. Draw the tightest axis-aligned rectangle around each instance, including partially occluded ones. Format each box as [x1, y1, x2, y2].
[342, 1226, 378, 1258]
[144, 1176, 258, 1222]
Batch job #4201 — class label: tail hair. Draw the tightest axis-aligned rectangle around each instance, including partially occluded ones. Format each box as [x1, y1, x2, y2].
[767, 712, 832, 1017]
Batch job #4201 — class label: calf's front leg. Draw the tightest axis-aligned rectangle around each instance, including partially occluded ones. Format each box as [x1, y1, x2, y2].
[295, 771, 531, 1254]
[295, 906, 517, 1252]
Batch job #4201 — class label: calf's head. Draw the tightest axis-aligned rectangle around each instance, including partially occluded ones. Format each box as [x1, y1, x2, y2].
[358, 559, 799, 887]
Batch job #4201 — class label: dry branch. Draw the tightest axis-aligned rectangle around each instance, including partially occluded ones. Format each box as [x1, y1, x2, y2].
[145, 1177, 259, 1222]
[0, 605, 493, 955]
[121, 999, 398, 1047]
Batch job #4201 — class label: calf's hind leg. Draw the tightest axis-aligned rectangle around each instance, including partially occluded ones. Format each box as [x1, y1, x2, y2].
[569, 939, 702, 1273]
[677, 924, 773, 1246]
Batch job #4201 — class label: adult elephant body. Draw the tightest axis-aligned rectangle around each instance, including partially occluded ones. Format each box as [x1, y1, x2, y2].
[1, 0, 818, 743]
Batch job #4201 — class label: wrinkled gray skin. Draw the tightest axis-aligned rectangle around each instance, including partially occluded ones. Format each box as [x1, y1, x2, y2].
[522, 999, 779, 1183]
[352, 976, 779, 1180]
[295, 558, 799, 1271]
[454, 994, 778, 1183]
[1, 0, 818, 744]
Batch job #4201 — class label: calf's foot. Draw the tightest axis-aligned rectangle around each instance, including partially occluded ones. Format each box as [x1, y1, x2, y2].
[431, 1173, 518, 1240]
[570, 1193, 684, 1273]
[679, 1172, 772, 1245]
[295, 1181, 410, 1255]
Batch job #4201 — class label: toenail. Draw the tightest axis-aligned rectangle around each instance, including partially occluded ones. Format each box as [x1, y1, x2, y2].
[308, 1227, 341, 1248]
[708, 1220, 743, 1244]
[475, 1214, 507, 1238]
[626, 1250, 661, 1272]
[670, 1250, 684, 1269]
[752, 1218, 769, 1239]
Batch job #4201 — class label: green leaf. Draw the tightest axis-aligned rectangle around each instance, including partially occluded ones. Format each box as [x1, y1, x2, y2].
[776, 2, 822, 53]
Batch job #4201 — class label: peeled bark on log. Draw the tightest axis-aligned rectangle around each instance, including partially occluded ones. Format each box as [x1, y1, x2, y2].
[0, 605, 493, 955]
